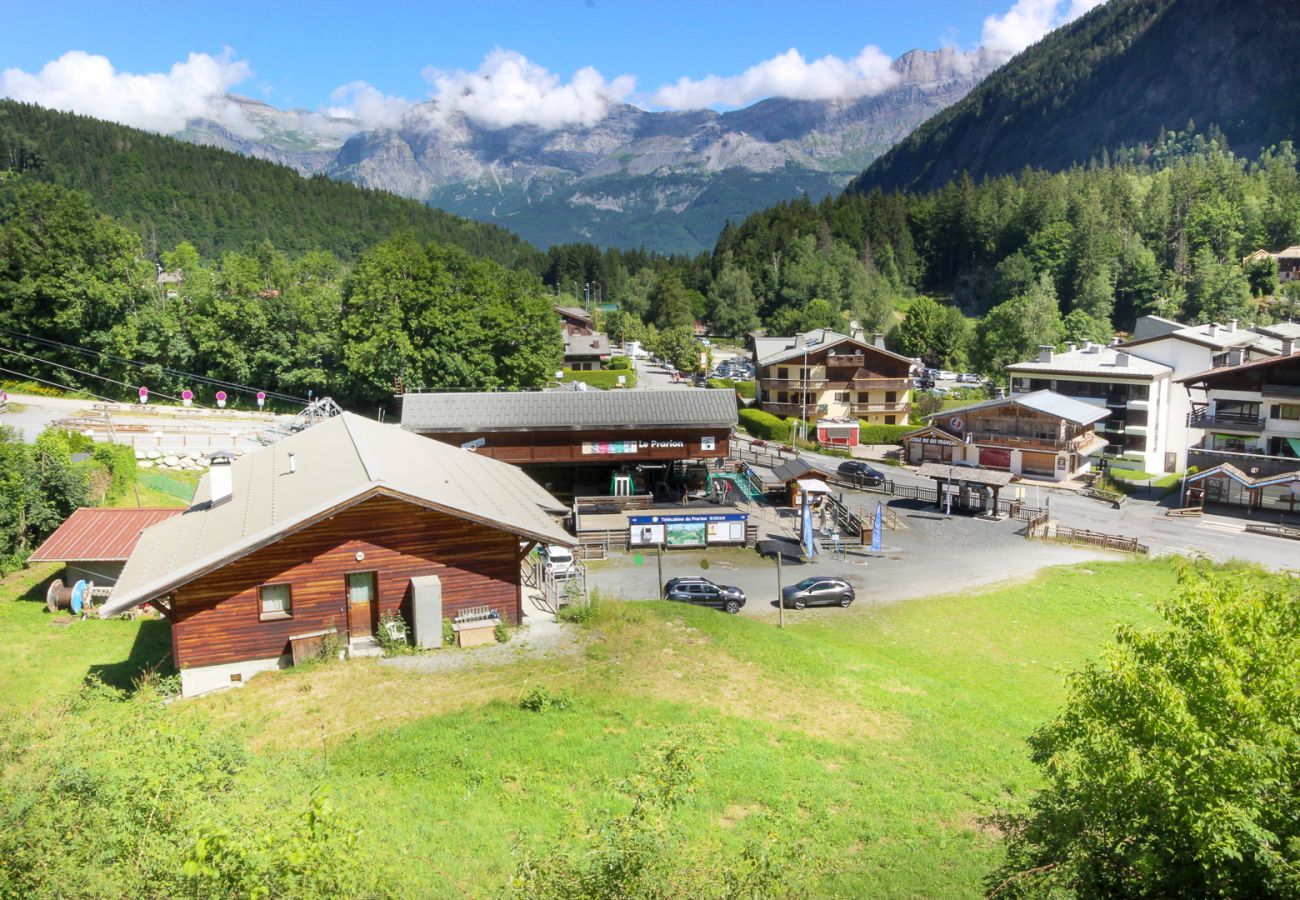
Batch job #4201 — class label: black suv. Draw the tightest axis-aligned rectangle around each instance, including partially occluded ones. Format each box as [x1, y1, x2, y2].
[663, 577, 747, 614]
[836, 460, 885, 486]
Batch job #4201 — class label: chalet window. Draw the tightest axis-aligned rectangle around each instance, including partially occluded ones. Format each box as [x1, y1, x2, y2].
[885, 415, 896, 425]
[885, 391, 896, 403]
[834, 392, 849, 402]
[777, 367, 789, 380]
[1273, 403, 1300, 421]
[259, 583, 292, 620]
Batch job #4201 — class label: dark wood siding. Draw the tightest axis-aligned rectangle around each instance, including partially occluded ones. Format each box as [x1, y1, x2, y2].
[416, 426, 730, 465]
[170, 494, 522, 669]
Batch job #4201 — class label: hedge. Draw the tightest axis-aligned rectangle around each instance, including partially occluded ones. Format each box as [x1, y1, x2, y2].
[608, 356, 632, 370]
[561, 368, 637, 389]
[707, 378, 755, 399]
[738, 408, 791, 442]
[858, 423, 915, 445]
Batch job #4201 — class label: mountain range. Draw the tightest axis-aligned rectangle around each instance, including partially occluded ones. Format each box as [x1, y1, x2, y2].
[178, 48, 997, 254]
[851, 0, 1300, 195]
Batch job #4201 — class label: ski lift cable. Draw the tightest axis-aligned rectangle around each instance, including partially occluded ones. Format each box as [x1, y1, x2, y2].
[0, 345, 184, 403]
[0, 326, 306, 403]
[0, 364, 120, 404]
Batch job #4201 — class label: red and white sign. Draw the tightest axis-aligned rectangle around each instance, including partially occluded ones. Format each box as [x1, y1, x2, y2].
[181, 389, 193, 407]
[215, 390, 227, 408]
[256, 391, 266, 409]
[138, 386, 149, 404]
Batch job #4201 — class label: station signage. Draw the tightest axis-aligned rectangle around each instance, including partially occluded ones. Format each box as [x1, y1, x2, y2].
[582, 439, 686, 455]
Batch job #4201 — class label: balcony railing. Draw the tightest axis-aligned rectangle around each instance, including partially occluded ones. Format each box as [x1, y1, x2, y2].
[1187, 447, 1300, 478]
[847, 376, 911, 391]
[850, 402, 910, 415]
[965, 431, 1099, 453]
[762, 402, 829, 418]
[1187, 412, 1266, 432]
[825, 354, 865, 368]
[759, 377, 829, 391]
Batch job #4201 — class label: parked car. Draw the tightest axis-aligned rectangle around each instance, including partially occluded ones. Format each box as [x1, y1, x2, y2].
[957, 373, 982, 384]
[836, 460, 886, 485]
[537, 544, 576, 578]
[781, 576, 855, 609]
[914, 377, 935, 391]
[937, 370, 957, 381]
[663, 577, 746, 613]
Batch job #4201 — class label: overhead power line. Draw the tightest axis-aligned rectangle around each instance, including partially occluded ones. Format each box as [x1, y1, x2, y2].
[0, 326, 307, 403]
[0, 345, 183, 403]
[0, 364, 119, 404]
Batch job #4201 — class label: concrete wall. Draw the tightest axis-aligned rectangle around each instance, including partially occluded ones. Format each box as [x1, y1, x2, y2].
[179, 654, 290, 698]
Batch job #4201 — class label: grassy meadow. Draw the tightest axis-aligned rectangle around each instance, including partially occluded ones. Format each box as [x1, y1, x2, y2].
[0, 558, 1179, 897]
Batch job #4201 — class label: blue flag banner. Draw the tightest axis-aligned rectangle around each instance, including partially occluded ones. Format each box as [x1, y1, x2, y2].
[801, 492, 817, 558]
[871, 501, 883, 553]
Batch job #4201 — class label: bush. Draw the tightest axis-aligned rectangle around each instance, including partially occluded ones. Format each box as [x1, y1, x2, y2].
[739, 408, 790, 441]
[858, 423, 915, 445]
[493, 620, 510, 643]
[557, 589, 602, 626]
[708, 377, 755, 399]
[374, 612, 411, 655]
[442, 617, 455, 647]
[562, 368, 636, 389]
[608, 355, 632, 370]
[518, 684, 573, 712]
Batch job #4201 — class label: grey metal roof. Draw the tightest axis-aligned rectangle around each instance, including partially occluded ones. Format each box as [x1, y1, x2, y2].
[563, 330, 610, 357]
[771, 458, 814, 483]
[917, 463, 1018, 486]
[928, 390, 1108, 426]
[1007, 345, 1171, 377]
[100, 413, 573, 617]
[401, 388, 738, 432]
[756, 331, 914, 367]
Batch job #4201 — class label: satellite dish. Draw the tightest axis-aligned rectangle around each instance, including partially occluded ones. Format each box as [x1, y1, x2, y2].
[849, 320, 860, 331]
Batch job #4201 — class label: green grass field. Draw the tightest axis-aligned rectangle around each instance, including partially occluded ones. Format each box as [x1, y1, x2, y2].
[0, 559, 1179, 896]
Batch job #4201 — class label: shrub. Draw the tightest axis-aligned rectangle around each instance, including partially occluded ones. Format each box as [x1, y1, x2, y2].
[442, 617, 455, 647]
[708, 377, 755, 399]
[493, 620, 510, 643]
[858, 423, 915, 445]
[557, 589, 602, 626]
[738, 408, 790, 441]
[518, 684, 573, 712]
[562, 368, 636, 389]
[374, 612, 410, 655]
[608, 355, 632, 370]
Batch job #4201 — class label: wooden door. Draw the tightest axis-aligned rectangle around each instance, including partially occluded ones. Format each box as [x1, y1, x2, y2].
[347, 571, 377, 638]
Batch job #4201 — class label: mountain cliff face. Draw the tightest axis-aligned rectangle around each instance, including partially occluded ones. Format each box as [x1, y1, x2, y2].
[850, 0, 1300, 196]
[180, 49, 995, 253]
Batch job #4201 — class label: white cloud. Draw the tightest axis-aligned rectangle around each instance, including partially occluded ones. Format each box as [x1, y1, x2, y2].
[324, 81, 413, 129]
[649, 45, 899, 110]
[420, 49, 635, 130]
[0, 49, 254, 135]
[980, 0, 1106, 60]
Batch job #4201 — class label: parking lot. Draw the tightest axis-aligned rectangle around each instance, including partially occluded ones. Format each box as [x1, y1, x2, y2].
[583, 495, 1109, 619]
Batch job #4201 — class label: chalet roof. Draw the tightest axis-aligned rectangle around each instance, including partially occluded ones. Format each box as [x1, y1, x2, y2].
[771, 458, 814, 483]
[1256, 321, 1300, 341]
[28, 508, 183, 563]
[917, 463, 1017, 486]
[1123, 321, 1282, 355]
[401, 388, 738, 432]
[1007, 344, 1171, 378]
[554, 306, 593, 322]
[100, 413, 572, 617]
[1273, 245, 1300, 260]
[1178, 348, 1300, 385]
[928, 390, 1108, 426]
[756, 330, 913, 367]
[563, 330, 611, 357]
[1185, 462, 1300, 488]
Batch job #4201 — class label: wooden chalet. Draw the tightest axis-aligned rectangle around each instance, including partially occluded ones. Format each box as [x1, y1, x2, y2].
[100, 413, 573, 698]
[908, 391, 1108, 482]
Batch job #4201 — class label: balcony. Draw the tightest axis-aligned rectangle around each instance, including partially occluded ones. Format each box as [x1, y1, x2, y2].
[1187, 412, 1266, 432]
[760, 377, 828, 391]
[825, 353, 865, 368]
[850, 402, 910, 415]
[848, 376, 911, 391]
[966, 431, 1100, 453]
[1187, 447, 1300, 478]
[763, 402, 828, 418]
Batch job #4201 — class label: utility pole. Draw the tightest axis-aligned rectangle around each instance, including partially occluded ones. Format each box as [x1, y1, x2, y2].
[776, 549, 784, 628]
[656, 544, 663, 598]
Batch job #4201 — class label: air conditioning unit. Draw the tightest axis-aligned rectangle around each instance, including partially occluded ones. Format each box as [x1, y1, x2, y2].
[409, 575, 443, 649]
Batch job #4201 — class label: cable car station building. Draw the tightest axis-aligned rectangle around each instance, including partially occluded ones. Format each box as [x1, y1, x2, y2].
[400, 389, 738, 499]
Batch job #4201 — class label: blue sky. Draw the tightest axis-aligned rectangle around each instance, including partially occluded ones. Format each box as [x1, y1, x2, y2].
[0, 0, 1102, 132]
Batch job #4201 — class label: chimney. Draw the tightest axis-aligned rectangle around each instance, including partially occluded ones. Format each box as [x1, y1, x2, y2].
[851, 327, 864, 341]
[288, 451, 297, 475]
[1227, 319, 1238, 333]
[794, 333, 806, 349]
[1207, 323, 1219, 337]
[1228, 347, 1245, 367]
[208, 451, 236, 506]
[1038, 345, 1054, 363]
[873, 332, 886, 350]
[1283, 337, 1296, 355]
[1066, 342, 1077, 353]
[1115, 351, 1129, 368]
[1110, 336, 1121, 347]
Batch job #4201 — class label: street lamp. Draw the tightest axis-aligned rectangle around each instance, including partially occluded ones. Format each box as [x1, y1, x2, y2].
[801, 345, 809, 442]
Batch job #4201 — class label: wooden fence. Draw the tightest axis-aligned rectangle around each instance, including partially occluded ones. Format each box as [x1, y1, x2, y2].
[1027, 521, 1149, 554]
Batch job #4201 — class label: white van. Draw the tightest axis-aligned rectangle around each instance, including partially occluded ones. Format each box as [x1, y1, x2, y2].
[537, 545, 576, 578]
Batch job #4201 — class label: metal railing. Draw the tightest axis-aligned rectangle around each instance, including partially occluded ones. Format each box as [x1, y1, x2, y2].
[1187, 412, 1266, 431]
[849, 402, 909, 415]
[1187, 447, 1300, 477]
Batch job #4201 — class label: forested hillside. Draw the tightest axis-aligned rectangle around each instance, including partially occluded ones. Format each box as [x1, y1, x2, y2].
[0, 101, 544, 270]
[851, 0, 1300, 195]
[0, 179, 561, 409]
[542, 132, 1300, 376]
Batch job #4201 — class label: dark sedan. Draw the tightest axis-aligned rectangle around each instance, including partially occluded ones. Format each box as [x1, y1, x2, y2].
[663, 577, 747, 614]
[781, 576, 855, 609]
[836, 460, 886, 486]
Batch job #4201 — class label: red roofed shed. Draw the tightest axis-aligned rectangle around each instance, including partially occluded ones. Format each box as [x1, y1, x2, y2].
[29, 508, 183, 587]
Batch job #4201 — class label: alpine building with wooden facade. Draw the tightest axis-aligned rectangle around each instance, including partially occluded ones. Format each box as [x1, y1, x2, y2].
[99, 413, 573, 698]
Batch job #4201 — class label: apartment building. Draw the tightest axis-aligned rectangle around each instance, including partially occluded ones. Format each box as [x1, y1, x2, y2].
[752, 328, 913, 426]
[1007, 343, 1173, 474]
[1179, 340, 1300, 484]
[1006, 317, 1287, 473]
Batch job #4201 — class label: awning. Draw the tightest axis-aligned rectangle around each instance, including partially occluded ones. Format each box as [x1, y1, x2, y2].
[795, 478, 832, 494]
[1288, 437, 1300, 457]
